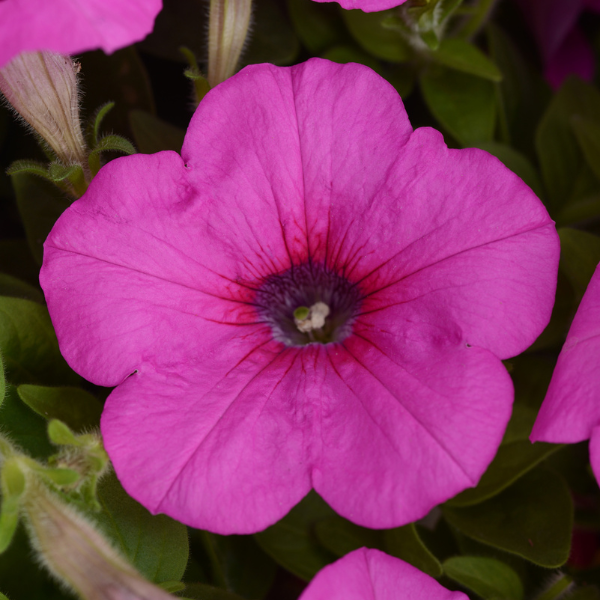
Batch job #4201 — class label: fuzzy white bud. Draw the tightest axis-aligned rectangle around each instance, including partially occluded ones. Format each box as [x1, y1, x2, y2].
[24, 482, 174, 600]
[208, 0, 253, 88]
[0, 51, 87, 165]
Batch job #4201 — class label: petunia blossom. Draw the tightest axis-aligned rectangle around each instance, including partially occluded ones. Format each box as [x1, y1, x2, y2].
[0, 0, 162, 69]
[298, 547, 467, 600]
[40, 58, 559, 534]
[311, 0, 407, 12]
[515, 0, 600, 89]
[531, 263, 600, 480]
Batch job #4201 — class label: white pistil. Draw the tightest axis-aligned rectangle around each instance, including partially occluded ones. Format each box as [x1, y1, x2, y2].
[294, 302, 330, 333]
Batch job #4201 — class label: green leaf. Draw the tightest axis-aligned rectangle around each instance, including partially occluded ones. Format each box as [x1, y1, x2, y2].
[535, 77, 600, 212]
[322, 44, 381, 72]
[384, 523, 443, 578]
[314, 515, 384, 557]
[241, 0, 300, 66]
[556, 193, 600, 227]
[0, 349, 4, 408]
[447, 441, 562, 507]
[0, 274, 44, 304]
[0, 296, 78, 386]
[0, 385, 55, 459]
[475, 142, 544, 199]
[342, 9, 411, 62]
[90, 473, 189, 584]
[89, 102, 115, 148]
[287, 0, 347, 54]
[79, 47, 155, 139]
[255, 491, 337, 581]
[6, 159, 50, 180]
[158, 581, 186, 593]
[443, 556, 524, 600]
[443, 468, 573, 567]
[558, 228, 600, 302]
[0, 459, 26, 554]
[12, 172, 71, 265]
[17, 385, 102, 432]
[179, 583, 245, 600]
[129, 110, 186, 154]
[432, 38, 502, 81]
[200, 533, 277, 599]
[90, 135, 136, 158]
[420, 66, 496, 147]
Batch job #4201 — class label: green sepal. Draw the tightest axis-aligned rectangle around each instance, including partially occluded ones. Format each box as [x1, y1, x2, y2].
[88, 101, 115, 148]
[47, 162, 87, 197]
[88, 135, 136, 176]
[180, 47, 211, 104]
[6, 160, 51, 180]
[443, 556, 524, 600]
[47, 420, 80, 447]
[0, 459, 26, 554]
[432, 38, 502, 82]
[25, 460, 81, 487]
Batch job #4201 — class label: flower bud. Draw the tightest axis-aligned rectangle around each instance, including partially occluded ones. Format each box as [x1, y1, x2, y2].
[24, 482, 174, 600]
[208, 0, 252, 88]
[0, 51, 87, 165]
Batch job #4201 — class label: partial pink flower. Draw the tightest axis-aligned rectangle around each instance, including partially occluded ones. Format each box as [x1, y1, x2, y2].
[299, 548, 467, 600]
[531, 263, 600, 479]
[311, 0, 407, 12]
[40, 58, 559, 534]
[515, 0, 599, 89]
[0, 0, 162, 69]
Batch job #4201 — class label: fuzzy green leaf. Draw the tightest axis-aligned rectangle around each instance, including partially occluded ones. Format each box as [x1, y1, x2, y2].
[90, 135, 136, 158]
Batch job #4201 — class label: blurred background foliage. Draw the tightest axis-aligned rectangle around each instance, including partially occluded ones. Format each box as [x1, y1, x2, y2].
[1, 0, 600, 599]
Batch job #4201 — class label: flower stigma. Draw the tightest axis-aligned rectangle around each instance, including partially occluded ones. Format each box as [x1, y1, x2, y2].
[256, 263, 362, 347]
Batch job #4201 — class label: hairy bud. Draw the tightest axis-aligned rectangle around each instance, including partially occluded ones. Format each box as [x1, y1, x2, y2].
[24, 482, 173, 600]
[208, 0, 252, 88]
[0, 51, 87, 165]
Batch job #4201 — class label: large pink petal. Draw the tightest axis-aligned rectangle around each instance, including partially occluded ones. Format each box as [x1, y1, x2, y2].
[41, 152, 272, 386]
[300, 548, 467, 600]
[321, 128, 558, 359]
[545, 27, 595, 90]
[0, 0, 162, 68]
[310, 0, 408, 11]
[101, 345, 318, 534]
[182, 60, 413, 272]
[313, 327, 513, 528]
[531, 264, 600, 443]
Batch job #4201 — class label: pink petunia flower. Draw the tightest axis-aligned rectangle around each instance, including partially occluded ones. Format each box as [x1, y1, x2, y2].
[298, 547, 467, 600]
[311, 0, 407, 12]
[515, 0, 600, 89]
[531, 263, 600, 479]
[0, 0, 162, 69]
[40, 58, 559, 534]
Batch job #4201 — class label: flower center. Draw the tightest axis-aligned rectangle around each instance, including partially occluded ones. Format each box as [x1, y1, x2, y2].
[255, 263, 362, 347]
